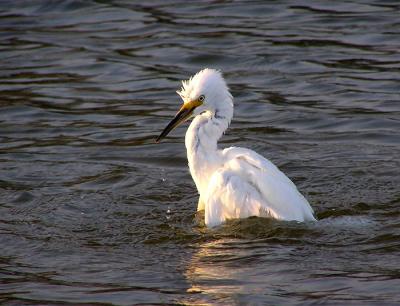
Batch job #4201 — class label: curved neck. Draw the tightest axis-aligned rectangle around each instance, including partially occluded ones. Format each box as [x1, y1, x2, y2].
[185, 106, 232, 157]
[185, 102, 233, 194]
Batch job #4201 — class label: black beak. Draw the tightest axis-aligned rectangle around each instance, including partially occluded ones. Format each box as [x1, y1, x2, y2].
[155, 106, 193, 143]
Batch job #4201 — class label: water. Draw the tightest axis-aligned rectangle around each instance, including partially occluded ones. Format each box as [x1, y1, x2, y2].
[1, 0, 399, 304]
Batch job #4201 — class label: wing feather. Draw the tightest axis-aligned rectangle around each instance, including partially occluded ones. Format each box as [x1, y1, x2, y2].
[203, 146, 316, 226]
[204, 169, 278, 227]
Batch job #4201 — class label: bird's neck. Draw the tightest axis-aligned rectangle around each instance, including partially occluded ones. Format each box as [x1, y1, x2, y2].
[185, 104, 233, 195]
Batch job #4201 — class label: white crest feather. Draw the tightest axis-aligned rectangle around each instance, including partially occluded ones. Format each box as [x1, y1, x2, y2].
[176, 68, 223, 101]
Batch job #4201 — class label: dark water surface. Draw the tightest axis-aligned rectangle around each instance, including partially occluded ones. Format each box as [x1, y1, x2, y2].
[1, 0, 400, 305]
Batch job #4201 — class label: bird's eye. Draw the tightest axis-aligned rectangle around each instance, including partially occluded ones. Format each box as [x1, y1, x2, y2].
[198, 95, 205, 102]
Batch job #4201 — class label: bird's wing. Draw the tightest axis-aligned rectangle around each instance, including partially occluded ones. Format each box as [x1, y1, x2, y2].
[222, 146, 296, 187]
[204, 168, 277, 227]
[213, 146, 316, 223]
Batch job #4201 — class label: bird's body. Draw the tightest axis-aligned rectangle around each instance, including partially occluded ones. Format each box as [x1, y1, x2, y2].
[157, 69, 316, 227]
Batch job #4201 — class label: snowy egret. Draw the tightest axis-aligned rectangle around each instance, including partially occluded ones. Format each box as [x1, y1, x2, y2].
[156, 69, 316, 227]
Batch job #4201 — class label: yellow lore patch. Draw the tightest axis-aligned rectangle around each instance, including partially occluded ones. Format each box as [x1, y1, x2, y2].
[180, 98, 203, 111]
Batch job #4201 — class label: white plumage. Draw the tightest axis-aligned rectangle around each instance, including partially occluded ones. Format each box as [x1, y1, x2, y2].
[157, 68, 316, 227]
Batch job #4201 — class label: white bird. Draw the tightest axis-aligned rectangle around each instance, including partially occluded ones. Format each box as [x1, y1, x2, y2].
[156, 69, 316, 227]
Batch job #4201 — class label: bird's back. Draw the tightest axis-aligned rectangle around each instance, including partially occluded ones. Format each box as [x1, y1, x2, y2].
[203, 146, 316, 226]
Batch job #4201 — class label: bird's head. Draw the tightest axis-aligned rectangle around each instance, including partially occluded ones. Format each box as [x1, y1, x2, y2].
[156, 68, 232, 142]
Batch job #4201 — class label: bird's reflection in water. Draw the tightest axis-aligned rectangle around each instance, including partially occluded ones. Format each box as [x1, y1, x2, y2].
[185, 238, 249, 304]
[183, 217, 305, 304]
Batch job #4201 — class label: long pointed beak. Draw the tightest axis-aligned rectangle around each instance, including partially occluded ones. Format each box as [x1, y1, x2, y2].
[155, 104, 194, 143]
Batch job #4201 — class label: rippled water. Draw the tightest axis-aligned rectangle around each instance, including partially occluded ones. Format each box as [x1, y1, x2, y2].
[1, 0, 400, 305]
